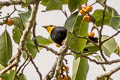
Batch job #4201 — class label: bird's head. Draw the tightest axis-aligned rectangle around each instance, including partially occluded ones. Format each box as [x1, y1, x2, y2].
[42, 25, 55, 34]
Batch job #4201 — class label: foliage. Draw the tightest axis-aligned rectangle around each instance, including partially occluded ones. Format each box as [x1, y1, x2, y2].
[0, 0, 120, 80]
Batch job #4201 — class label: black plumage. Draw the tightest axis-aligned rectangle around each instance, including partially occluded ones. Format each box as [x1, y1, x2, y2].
[51, 27, 67, 45]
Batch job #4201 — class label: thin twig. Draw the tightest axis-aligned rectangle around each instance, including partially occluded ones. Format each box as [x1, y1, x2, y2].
[96, 65, 120, 80]
[71, 49, 120, 65]
[44, 60, 58, 80]
[0, 0, 35, 6]
[37, 44, 58, 55]
[0, 60, 17, 75]
[91, 1, 97, 6]
[16, 54, 29, 74]
[101, 31, 120, 45]
[21, 61, 30, 74]
[61, 9, 68, 18]
[0, 5, 16, 19]
[32, 20, 39, 52]
[30, 56, 42, 80]
[98, 0, 108, 62]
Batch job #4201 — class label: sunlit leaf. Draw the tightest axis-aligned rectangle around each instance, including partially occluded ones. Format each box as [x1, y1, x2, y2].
[12, 27, 22, 44]
[1, 69, 16, 80]
[102, 35, 117, 57]
[109, 16, 120, 30]
[100, 77, 113, 80]
[68, 0, 79, 12]
[12, 17, 24, 30]
[60, 0, 69, 4]
[72, 56, 88, 80]
[0, 64, 4, 70]
[26, 39, 38, 59]
[37, 36, 53, 45]
[65, 11, 78, 33]
[96, 0, 104, 6]
[68, 0, 87, 12]
[15, 73, 26, 80]
[106, 6, 118, 17]
[19, 10, 31, 27]
[67, 16, 88, 52]
[0, 4, 3, 9]
[46, 0, 62, 11]
[85, 43, 99, 53]
[93, 9, 112, 26]
[12, 17, 24, 44]
[0, 30, 12, 66]
[41, 0, 49, 6]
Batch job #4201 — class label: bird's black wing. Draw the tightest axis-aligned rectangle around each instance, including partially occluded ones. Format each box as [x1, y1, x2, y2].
[51, 27, 67, 45]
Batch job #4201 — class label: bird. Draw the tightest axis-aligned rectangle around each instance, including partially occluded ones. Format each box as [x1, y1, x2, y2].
[42, 25, 67, 47]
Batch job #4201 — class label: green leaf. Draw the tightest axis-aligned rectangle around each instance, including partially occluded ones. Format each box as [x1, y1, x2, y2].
[72, 56, 89, 80]
[0, 3, 3, 9]
[25, 39, 38, 59]
[12, 10, 32, 44]
[79, 0, 88, 5]
[96, 0, 104, 6]
[7, 70, 16, 80]
[97, 0, 119, 16]
[100, 77, 113, 80]
[0, 64, 4, 70]
[93, 9, 112, 27]
[37, 36, 53, 45]
[85, 43, 99, 53]
[68, 0, 87, 12]
[0, 30, 12, 66]
[1, 69, 16, 80]
[65, 11, 78, 33]
[94, 55, 106, 71]
[41, 0, 49, 6]
[12, 17, 24, 44]
[109, 16, 120, 30]
[102, 35, 117, 57]
[12, 27, 22, 44]
[60, 0, 69, 4]
[68, 0, 79, 12]
[46, 0, 62, 11]
[19, 10, 31, 27]
[106, 6, 118, 17]
[67, 16, 88, 52]
[12, 17, 24, 30]
[15, 74, 26, 80]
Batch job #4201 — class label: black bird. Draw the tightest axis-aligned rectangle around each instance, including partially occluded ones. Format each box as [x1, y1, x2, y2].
[42, 25, 67, 47]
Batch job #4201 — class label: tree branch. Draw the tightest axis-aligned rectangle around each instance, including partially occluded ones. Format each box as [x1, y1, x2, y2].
[0, 0, 40, 75]
[96, 65, 120, 80]
[37, 44, 59, 55]
[0, 0, 35, 6]
[101, 31, 120, 45]
[30, 56, 42, 80]
[44, 60, 57, 80]
[71, 49, 120, 65]
[98, 0, 108, 62]
[53, 43, 68, 80]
